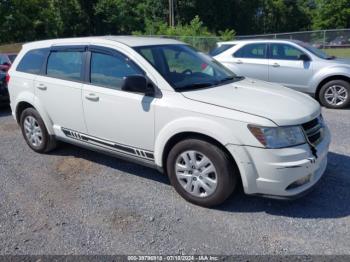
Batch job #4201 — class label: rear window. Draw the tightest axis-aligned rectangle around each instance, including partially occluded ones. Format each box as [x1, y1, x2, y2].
[46, 51, 83, 81]
[209, 44, 235, 56]
[17, 49, 48, 74]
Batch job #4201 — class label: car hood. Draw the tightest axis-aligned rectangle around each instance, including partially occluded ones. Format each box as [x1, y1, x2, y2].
[181, 78, 321, 126]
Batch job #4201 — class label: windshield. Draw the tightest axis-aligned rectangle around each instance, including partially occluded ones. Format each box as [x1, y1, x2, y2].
[298, 42, 333, 59]
[134, 44, 239, 91]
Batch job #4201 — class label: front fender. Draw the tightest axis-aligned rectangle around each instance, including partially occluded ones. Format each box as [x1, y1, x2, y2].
[154, 116, 242, 167]
[311, 65, 350, 93]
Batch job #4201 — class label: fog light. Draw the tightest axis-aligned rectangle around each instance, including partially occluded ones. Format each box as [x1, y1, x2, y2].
[286, 174, 311, 190]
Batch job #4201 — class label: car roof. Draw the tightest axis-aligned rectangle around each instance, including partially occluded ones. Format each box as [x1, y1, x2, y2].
[217, 39, 304, 45]
[23, 36, 184, 49]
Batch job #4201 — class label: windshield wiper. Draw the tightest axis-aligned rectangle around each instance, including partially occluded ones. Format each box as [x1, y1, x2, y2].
[177, 82, 216, 91]
[326, 55, 336, 60]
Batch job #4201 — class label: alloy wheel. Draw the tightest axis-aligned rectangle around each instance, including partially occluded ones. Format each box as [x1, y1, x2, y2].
[324, 85, 348, 106]
[23, 116, 43, 147]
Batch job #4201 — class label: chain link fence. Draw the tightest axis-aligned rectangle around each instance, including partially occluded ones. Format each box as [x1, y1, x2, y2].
[149, 35, 220, 52]
[236, 28, 350, 49]
[152, 29, 350, 57]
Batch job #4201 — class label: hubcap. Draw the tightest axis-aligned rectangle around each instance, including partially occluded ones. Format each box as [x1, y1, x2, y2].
[24, 116, 43, 147]
[175, 150, 217, 198]
[325, 85, 348, 106]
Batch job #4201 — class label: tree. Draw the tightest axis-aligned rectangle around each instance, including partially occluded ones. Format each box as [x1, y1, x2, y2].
[54, 0, 88, 37]
[312, 0, 350, 29]
[94, 0, 144, 35]
[0, 0, 62, 43]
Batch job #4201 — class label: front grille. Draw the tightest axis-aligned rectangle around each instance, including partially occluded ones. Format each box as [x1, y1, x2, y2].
[302, 116, 323, 146]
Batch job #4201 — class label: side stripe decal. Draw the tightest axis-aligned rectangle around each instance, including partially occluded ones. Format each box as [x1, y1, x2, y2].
[61, 127, 154, 161]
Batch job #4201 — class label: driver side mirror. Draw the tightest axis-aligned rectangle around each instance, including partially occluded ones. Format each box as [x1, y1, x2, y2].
[299, 54, 310, 61]
[121, 75, 154, 96]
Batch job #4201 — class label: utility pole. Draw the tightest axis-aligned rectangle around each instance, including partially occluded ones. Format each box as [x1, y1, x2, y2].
[169, 0, 175, 27]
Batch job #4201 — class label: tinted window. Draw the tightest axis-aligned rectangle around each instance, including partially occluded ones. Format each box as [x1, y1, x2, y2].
[234, 43, 267, 59]
[90, 52, 143, 90]
[17, 49, 48, 74]
[209, 44, 235, 56]
[47, 51, 83, 81]
[138, 48, 156, 66]
[270, 43, 305, 60]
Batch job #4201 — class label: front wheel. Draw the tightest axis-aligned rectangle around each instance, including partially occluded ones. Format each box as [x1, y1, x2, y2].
[319, 80, 350, 109]
[166, 138, 237, 207]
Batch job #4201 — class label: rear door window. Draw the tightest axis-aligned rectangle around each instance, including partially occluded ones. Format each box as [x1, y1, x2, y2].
[233, 43, 267, 59]
[17, 49, 48, 74]
[46, 51, 83, 81]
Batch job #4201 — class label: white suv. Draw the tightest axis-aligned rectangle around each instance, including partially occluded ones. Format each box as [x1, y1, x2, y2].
[8, 36, 330, 207]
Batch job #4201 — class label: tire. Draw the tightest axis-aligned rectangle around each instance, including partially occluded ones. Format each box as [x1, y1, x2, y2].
[166, 138, 237, 207]
[20, 108, 57, 153]
[319, 80, 350, 109]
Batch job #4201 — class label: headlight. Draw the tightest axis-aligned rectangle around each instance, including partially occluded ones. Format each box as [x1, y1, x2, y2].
[248, 125, 306, 148]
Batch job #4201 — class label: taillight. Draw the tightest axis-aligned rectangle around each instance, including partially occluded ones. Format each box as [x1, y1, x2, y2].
[5, 73, 10, 85]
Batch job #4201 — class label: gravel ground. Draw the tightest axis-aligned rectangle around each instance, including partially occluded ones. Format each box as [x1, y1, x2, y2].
[0, 105, 349, 255]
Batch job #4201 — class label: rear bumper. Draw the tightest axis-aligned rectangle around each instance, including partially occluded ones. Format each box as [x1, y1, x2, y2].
[227, 126, 331, 198]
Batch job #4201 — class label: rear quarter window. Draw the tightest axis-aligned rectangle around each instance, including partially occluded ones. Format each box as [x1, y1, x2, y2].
[17, 49, 48, 74]
[233, 43, 267, 59]
[209, 44, 235, 56]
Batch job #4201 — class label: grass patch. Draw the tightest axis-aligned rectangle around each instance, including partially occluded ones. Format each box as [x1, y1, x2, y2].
[0, 43, 22, 53]
[323, 48, 350, 58]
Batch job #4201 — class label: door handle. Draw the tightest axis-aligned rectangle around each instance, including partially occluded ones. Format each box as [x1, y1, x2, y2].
[235, 60, 243, 64]
[85, 93, 99, 102]
[36, 83, 47, 90]
[272, 63, 280, 67]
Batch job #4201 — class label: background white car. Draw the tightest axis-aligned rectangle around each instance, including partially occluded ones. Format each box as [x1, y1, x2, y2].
[211, 39, 350, 109]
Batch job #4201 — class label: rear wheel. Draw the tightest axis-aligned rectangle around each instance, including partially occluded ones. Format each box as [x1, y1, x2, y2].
[319, 80, 350, 109]
[166, 138, 237, 207]
[20, 108, 57, 153]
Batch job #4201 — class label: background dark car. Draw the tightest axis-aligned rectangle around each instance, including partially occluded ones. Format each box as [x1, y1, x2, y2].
[0, 53, 16, 105]
[0, 72, 9, 105]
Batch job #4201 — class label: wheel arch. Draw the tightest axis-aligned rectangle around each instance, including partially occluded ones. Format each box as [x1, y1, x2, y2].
[315, 75, 350, 101]
[15, 101, 35, 123]
[163, 132, 236, 166]
[15, 99, 54, 135]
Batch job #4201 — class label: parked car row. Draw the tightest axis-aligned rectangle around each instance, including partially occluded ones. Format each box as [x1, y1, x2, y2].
[210, 39, 350, 109]
[7, 36, 330, 207]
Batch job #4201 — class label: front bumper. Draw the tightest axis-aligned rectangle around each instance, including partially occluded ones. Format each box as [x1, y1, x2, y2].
[227, 126, 331, 198]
